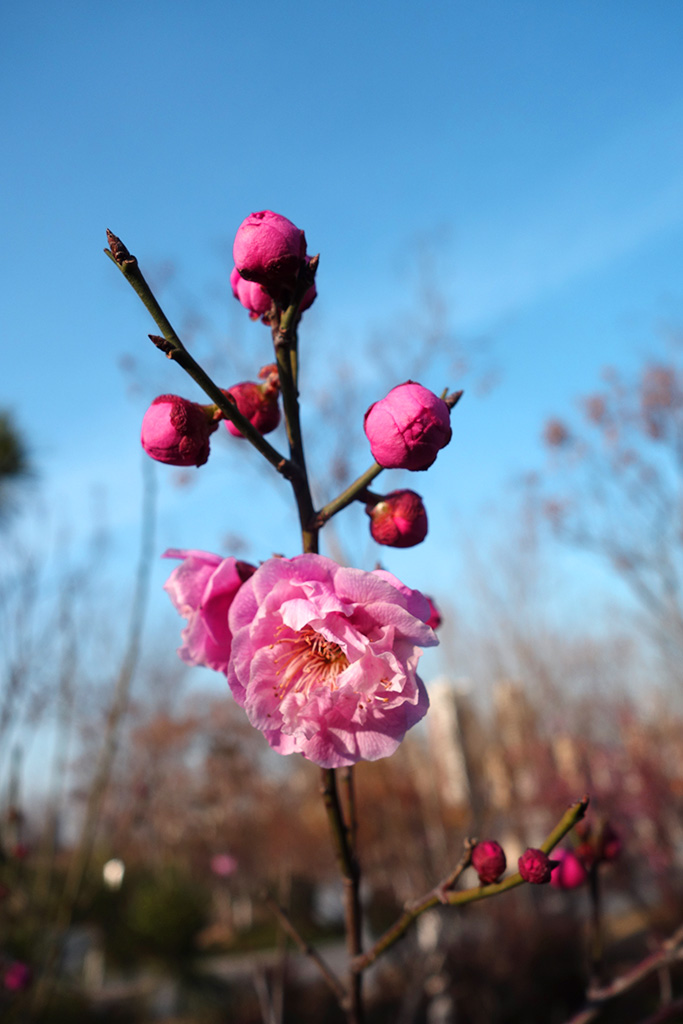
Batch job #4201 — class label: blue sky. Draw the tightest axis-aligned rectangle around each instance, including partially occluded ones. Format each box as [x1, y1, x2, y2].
[3, 1, 683, 683]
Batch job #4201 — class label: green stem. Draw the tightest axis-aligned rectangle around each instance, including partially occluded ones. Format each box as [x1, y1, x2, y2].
[353, 795, 589, 973]
[316, 463, 384, 526]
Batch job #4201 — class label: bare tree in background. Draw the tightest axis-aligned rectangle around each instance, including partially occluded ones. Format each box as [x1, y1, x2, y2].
[538, 341, 683, 684]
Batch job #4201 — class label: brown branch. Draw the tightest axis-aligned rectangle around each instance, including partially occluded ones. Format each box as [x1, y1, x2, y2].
[264, 894, 347, 1006]
[320, 768, 365, 1023]
[563, 922, 683, 1024]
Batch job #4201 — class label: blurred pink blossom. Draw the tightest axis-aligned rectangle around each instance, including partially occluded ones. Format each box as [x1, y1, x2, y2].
[364, 381, 452, 471]
[4, 961, 31, 992]
[227, 554, 438, 768]
[211, 853, 238, 877]
[550, 848, 588, 889]
[163, 550, 256, 673]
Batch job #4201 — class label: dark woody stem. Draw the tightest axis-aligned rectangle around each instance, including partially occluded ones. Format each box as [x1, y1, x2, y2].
[264, 894, 347, 1005]
[320, 768, 365, 1024]
[104, 235, 293, 480]
[353, 795, 590, 973]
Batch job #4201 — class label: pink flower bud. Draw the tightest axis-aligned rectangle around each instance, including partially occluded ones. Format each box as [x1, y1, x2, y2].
[230, 266, 273, 319]
[233, 210, 307, 293]
[141, 395, 216, 467]
[364, 381, 453, 471]
[471, 840, 506, 884]
[550, 848, 588, 889]
[222, 373, 281, 438]
[4, 961, 31, 992]
[518, 848, 558, 885]
[424, 596, 442, 630]
[365, 489, 428, 548]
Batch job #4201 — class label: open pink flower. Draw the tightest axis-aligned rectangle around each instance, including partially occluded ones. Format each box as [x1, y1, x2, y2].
[227, 555, 438, 768]
[163, 550, 256, 673]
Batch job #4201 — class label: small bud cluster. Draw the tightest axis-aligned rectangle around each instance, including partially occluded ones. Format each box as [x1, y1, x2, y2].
[516, 820, 621, 890]
[141, 365, 282, 467]
[230, 211, 316, 322]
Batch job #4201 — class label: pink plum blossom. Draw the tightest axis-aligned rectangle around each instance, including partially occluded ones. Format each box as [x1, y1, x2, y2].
[227, 554, 438, 768]
[366, 489, 428, 548]
[141, 395, 217, 467]
[233, 210, 307, 293]
[550, 848, 588, 889]
[364, 381, 453, 471]
[163, 550, 256, 673]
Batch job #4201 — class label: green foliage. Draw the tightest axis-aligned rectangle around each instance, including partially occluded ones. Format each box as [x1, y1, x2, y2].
[123, 869, 210, 962]
[0, 410, 30, 519]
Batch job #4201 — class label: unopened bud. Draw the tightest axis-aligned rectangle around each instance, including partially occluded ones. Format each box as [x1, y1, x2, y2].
[364, 381, 452, 471]
[222, 377, 281, 438]
[366, 489, 428, 548]
[233, 210, 307, 294]
[141, 395, 216, 467]
[471, 840, 506, 884]
[518, 848, 558, 884]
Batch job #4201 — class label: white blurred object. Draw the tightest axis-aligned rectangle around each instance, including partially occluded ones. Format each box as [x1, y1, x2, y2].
[102, 858, 125, 890]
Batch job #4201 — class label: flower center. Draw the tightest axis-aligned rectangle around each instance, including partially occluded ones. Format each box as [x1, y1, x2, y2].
[273, 625, 349, 698]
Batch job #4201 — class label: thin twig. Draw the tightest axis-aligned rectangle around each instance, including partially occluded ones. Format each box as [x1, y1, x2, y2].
[315, 463, 384, 526]
[29, 458, 157, 1018]
[104, 234, 293, 479]
[405, 837, 475, 911]
[264, 895, 347, 1005]
[563, 922, 683, 1024]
